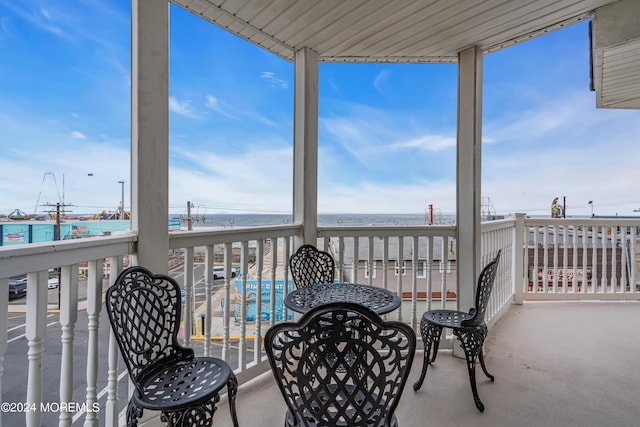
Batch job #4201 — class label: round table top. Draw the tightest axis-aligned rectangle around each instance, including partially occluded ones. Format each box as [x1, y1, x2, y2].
[284, 282, 401, 315]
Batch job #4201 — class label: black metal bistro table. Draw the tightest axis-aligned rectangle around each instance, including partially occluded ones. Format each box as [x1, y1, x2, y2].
[284, 282, 401, 315]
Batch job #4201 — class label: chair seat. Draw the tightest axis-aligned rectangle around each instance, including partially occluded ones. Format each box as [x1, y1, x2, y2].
[134, 357, 234, 411]
[284, 384, 398, 427]
[422, 309, 479, 329]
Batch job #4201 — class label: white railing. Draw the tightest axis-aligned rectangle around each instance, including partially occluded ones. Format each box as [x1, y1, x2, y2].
[0, 233, 136, 427]
[317, 225, 457, 331]
[2, 215, 639, 426]
[481, 217, 516, 325]
[168, 224, 302, 383]
[521, 218, 640, 300]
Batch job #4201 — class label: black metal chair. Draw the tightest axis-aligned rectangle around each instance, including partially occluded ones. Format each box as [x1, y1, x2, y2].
[413, 250, 501, 412]
[289, 244, 335, 289]
[105, 266, 239, 427]
[265, 302, 416, 427]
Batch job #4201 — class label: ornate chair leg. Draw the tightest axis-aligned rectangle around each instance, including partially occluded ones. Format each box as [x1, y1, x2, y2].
[455, 327, 489, 412]
[227, 374, 240, 427]
[413, 321, 442, 391]
[126, 400, 143, 427]
[478, 349, 494, 381]
[429, 324, 444, 363]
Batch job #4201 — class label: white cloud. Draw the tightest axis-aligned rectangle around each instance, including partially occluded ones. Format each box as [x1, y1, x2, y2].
[392, 134, 456, 152]
[373, 70, 390, 93]
[71, 131, 85, 139]
[169, 146, 292, 214]
[1, 3, 71, 40]
[318, 180, 456, 214]
[482, 91, 640, 216]
[205, 94, 218, 109]
[261, 71, 288, 88]
[204, 94, 237, 119]
[169, 96, 200, 119]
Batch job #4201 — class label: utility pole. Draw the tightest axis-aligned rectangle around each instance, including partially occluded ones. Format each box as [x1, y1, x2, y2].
[56, 203, 61, 240]
[187, 201, 193, 231]
[118, 180, 126, 219]
[43, 201, 72, 310]
[43, 202, 73, 240]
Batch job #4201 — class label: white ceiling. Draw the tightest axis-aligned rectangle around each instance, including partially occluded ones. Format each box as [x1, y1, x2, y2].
[170, 0, 639, 108]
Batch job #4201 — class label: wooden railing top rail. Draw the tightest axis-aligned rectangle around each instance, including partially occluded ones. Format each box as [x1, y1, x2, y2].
[318, 225, 456, 238]
[0, 232, 137, 279]
[525, 218, 640, 226]
[169, 224, 301, 248]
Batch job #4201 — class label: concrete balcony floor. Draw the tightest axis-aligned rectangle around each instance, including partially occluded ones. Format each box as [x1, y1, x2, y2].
[214, 301, 640, 427]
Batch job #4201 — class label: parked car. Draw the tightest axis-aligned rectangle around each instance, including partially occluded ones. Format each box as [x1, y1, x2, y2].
[212, 266, 237, 280]
[8, 278, 27, 300]
[48, 277, 59, 289]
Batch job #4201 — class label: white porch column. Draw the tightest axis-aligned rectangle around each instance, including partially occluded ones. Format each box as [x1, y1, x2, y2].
[456, 46, 483, 325]
[131, 0, 169, 273]
[292, 47, 319, 246]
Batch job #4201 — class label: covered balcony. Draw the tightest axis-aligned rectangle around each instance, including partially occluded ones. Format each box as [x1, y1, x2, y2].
[1, 1, 640, 426]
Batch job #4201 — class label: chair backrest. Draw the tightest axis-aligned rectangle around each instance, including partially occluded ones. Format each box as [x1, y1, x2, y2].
[105, 266, 193, 394]
[463, 249, 501, 327]
[289, 244, 335, 289]
[265, 302, 416, 427]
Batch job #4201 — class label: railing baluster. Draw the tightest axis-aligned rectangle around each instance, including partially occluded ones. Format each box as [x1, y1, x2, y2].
[254, 239, 264, 362]
[552, 225, 559, 292]
[426, 236, 433, 312]
[602, 228, 609, 291]
[543, 226, 550, 293]
[204, 244, 214, 357]
[82, 260, 102, 427]
[440, 238, 448, 310]
[222, 243, 232, 362]
[238, 241, 248, 370]
[183, 247, 194, 346]
[26, 270, 47, 427]
[59, 264, 79, 427]
[611, 228, 618, 292]
[352, 237, 359, 284]
[367, 236, 374, 286]
[562, 225, 568, 292]
[396, 237, 403, 322]
[411, 236, 418, 330]
[572, 227, 578, 293]
[282, 238, 290, 322]
[591, 227, 598, 293]
[382, 236, 389, 293]
[532, 225, 539, 293]
[269, 237, 277, 328]
[581, 226, 588, 293]
[631, 227, 637, 293]
[105, 256, 123, 427]
[338, 237, 345, 283]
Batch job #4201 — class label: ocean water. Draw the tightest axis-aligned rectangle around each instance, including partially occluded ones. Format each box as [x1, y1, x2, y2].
[180, 213, 455, 229]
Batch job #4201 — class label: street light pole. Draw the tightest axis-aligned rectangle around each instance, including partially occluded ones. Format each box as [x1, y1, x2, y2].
[588, 200, 594, 217]
[118, 180, 126, 219]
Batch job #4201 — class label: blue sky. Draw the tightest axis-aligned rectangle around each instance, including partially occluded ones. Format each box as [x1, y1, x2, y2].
[1, 1, 639, 218]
